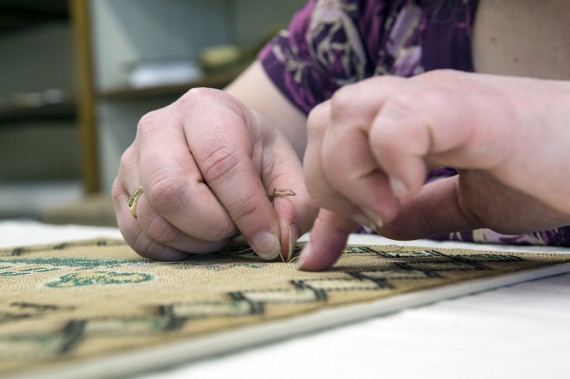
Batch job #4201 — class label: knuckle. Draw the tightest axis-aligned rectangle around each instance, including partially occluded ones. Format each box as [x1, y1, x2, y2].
[136, 110, 162, 135]
[330, 86, 357, 116]
[119, 144, 135, 163]
[230, 194, 260, 225]
[371, 94, 419, 150]
[200, 144, 241, 184]
[145, 174, 186, 213]
[306, 103, 330, 139]
[118, 147, 137, 176]
[202, 227, 235, 244]
[111, 178, 124, 204]
[382, 93, 419, 121]
[211, 219, 239, 241]
[118, 153, 130, 173]
[176, 87, 223, 111]
[175, 88, 202, 109]
[136, 110, 172, 145]
[379, 89, 448, 129]
[415, 68, 458, 82]
[143, 216, 179, 246]
[417, 88, 453, 113]
[131, 233, 156, 260]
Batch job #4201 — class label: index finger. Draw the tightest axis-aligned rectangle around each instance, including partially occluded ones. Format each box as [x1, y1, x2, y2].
[181, 89, 282, 260]
[297, 209, 358, 271]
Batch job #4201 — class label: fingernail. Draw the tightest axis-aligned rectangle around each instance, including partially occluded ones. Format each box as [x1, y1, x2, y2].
[361, 207, 384, 231]
[286, 223, 299, 262]
[350, 213, 376, 230]
[296, 242, 311, 270]
[251, 231, 281, 260]
[389, 176, 408, 198]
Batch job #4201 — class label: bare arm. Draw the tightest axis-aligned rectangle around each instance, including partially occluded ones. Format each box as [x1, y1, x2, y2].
[225, 61, 308, 159]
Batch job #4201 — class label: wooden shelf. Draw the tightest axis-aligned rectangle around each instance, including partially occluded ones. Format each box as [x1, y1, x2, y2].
[97, 73, 235, 101]
[0, 0, 69, 34]
[0, 101, 76, 124]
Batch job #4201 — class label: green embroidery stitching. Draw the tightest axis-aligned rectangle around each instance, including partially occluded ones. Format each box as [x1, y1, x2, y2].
[2, 257, 144, 268]
[46, 271, 153, 288]
[0, 266, 59, 277]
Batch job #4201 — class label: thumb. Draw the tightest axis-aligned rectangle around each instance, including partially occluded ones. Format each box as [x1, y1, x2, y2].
[267, 144, 319, 262]
[297, 209, 359, 271]
[272, 186, 318, 262]
[379, 176, 477, 240]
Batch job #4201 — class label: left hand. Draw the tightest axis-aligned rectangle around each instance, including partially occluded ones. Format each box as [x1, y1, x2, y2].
[299, 70, 570, 271]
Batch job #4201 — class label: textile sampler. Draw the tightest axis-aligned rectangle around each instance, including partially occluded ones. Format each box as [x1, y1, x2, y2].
[2, 239, 570, 379]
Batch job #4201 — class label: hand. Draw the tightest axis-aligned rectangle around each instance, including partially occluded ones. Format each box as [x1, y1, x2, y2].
[299, 70, 570, 271]
[113, 87, 317, 261]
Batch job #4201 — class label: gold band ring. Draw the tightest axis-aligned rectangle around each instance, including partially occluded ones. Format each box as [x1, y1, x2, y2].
[127, 187, 144, 219]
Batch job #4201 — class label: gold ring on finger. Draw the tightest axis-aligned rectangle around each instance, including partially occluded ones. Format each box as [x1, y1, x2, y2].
[127, 187, 144, 219]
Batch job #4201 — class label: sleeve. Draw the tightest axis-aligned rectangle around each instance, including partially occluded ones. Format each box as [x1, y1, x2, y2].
[258, 0, 376, 115]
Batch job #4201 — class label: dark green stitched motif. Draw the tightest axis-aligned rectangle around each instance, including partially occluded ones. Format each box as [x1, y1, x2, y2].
[3, 257, 145, 268]
[0, 266, 59, 277]
[46, 271, 153, 288]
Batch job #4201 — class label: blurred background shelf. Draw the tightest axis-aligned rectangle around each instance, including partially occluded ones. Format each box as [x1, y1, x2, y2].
[0, 0, 68, 34]
[0, 0, 305, 224]
[0, 100, 76, 123]
[0, 0, 81, 221]
[98, 73, 235, 100]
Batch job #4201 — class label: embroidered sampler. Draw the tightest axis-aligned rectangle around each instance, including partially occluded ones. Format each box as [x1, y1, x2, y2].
[2, 239, 570, 379]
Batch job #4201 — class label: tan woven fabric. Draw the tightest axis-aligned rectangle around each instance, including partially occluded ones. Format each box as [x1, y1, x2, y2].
[2, 239, 570, 378]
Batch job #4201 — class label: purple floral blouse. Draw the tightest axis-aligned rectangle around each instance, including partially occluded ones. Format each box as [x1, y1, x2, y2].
[259, 0, 570, 247]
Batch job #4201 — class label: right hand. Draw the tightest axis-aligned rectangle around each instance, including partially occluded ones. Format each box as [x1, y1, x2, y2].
[112, 87, 317, 261]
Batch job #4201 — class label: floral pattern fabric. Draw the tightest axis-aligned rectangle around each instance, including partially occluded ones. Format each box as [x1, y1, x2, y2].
[260, 0, 476, 113]
[259, 0, 570, 247]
